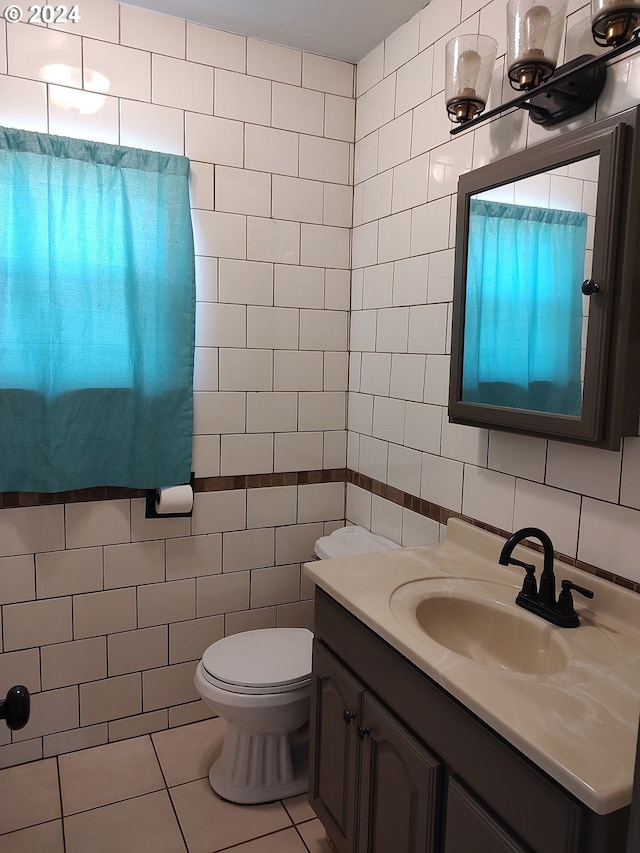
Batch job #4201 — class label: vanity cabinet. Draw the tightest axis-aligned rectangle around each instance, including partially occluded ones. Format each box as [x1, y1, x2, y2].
[310, 640, 441, 853]
[309, 588, 630, 853]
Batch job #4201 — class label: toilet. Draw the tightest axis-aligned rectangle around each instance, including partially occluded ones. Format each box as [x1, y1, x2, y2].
[194, 525, 400, 805]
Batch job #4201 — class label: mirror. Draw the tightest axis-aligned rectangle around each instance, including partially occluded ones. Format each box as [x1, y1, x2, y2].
[449, 108, 640, 449]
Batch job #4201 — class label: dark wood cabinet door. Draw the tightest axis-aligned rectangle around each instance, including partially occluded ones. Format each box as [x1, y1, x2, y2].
[309, 640, 363, 853]
[444, 777, 529, 853]
[357, 692, 442, 853]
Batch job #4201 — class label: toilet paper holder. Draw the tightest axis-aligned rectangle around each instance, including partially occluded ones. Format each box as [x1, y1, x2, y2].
[145, 473, 194, 519]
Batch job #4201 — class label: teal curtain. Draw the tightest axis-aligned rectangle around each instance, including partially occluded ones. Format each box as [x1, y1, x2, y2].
[462, 199, 587, 416]
[0, 127, 195, 492]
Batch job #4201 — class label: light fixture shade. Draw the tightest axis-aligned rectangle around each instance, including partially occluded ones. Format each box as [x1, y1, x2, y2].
[591, 0, 640, 45]
[445, 35, 498, 123]
[507, 0, 568, 90]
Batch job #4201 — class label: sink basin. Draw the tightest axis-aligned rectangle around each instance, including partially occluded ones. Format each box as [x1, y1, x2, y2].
[390, 578, 571, 675]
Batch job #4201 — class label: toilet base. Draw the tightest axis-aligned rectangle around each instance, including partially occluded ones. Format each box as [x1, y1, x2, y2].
[209, 721, 309, 804]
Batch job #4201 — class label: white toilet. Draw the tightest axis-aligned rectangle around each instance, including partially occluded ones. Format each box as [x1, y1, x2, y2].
[194, 525, 400, 805]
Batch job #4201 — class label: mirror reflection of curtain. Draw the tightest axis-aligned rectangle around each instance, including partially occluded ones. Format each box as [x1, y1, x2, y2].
[462, 198, 587, 416]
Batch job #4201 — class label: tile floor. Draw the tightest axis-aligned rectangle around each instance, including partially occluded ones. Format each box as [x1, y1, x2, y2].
[0, 717, 333, 853]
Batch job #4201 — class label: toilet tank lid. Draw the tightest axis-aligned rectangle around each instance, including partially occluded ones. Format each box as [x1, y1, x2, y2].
[314, 525, 401, 560]
[202, 628, 313, 689]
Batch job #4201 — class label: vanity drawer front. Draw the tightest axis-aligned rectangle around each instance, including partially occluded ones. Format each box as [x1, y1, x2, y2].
[444, 777, 529, 853]
[315, 589, 585, 853]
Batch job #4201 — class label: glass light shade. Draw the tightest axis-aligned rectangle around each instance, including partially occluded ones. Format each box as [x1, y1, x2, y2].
[445, 35, 498, 123]
[507, 0, 568, 90]
[591, 0, 640, 45]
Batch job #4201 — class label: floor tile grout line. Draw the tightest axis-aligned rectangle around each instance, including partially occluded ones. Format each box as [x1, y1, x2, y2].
[56, 755, 69, 853]
[150, 733, 192, 853]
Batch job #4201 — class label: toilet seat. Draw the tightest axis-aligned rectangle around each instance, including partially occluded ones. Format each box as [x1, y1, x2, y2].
[201, 627, 313, 695]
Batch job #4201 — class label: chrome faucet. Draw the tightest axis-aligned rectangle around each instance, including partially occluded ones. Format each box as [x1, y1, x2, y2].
[498, 527, 594, 628]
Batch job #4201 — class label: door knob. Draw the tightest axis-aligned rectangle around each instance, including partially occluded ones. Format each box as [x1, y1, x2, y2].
[0, 685, 30, 730]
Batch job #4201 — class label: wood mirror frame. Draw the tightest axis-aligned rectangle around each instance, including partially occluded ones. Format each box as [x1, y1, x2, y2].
[449, 106, 640, 450]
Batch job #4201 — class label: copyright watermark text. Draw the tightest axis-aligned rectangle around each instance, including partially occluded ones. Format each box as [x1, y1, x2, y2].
[3, 4, 80, 23]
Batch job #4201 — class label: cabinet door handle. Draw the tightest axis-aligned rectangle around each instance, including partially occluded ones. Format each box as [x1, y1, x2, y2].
[357, 725, 371, 739]
[342, 710, 356, 723]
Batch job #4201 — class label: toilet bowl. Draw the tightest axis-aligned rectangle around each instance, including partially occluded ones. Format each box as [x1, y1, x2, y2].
[194, 627, 313, 804]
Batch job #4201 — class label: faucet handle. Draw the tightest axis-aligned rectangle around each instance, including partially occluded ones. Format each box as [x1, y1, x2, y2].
[557, 579, 594, 617]
[508, 558, 537, 597]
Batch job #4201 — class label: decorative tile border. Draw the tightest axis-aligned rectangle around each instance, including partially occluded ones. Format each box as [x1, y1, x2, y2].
[346, 469, 640, 595]
[1, 466, 636, 594]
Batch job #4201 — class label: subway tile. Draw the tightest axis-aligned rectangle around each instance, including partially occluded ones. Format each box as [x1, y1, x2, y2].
[393, 255, 429, 306]
[103, 540, 164, 589]
[195, 257, 218, 303]
[351, 221, 379, 269]
[348, 392, 374, 435]
[185, 113, 244, 167]
[192, 435, 221, 479]
[390, 353, 426, 403]
[378, 112, 412, 172]
[138, 579, 195, 628]
[420, 0, 463, 50]
[299, 392, 346, 431]
[370, 495, 403, 544]
[215, 166, 271, 217]
[303, 53, 353, 96]
[65, 500, 129, 550]
[346, 483, 373, 528]
[152, 55, 212, 114]
[272, 82, 324, 135]
[424, 355, 450, 405]
[275, 523, 324, 565]
[166, 534, 222, 581]
[361, 352, 392, 396]
[4, 598, 72, 651]
[324, 352, 349, 391]
[219, 259, 274, 306]
[373, 396, 406, 445]
[0, 648, 40, 694]
[361, 171, 393, 224]
[324, 94, 356, 142]
[300, 310, 348, 351]
[73, 588, 137, 639]
[192, 210, 246, 260]
[50, 0, 118, 40]
[355, 74, 395, 141]
[220, 434, 274, 476]
[411, 197, 451, 256]
[0, 75, 47, 133]
[513, 479, 581, 558]
[251, 564, 300, 608]
[324, 184, 353, 228]
[546, 441, 622, 503]
[215, 69, 271, 124]
[187, 23, 245, 71]
[142, 662, 201, 711]
[120, 100, 183, 156]
[488, 432, 547, 483]
[272, 175, 324, 224]
[378, 211, 412, 264]
[427, 248, 454, 303]
[130, 498, 190, 544]
[325, 269, 351, 310]
[246, 392, 298, 433]
[401, 509, 440, 547]
[299, 135, 350, 184]
[275, 432, 324, 471]
[298, 482, 345, 523]
[277, 600, 314, 629]
[404, 401, 443, 455]
[195, 303, 246, 349]
[44, 724, 108, 758]
[412, 95, 452, 157]
[324, 430, 347, 468]
[0, 740, 43, 769]
[0, 555, 35, 604]
[41, 637, 106, 690]
[169, 615, 223, 664]
[384, 15, 420, 76]
[247, 486, 298, 528]
[247, 306, 299, 349]
[36, 547, 102, 599]
[354, 131, 379, 184]
[408, 303, 448, 354]
[274, 350, 324, 391]
[12, 686, 78, 742]
[219, 349, 273, 391]
[108, 626, 168, 677]
[462, 465, 516, 532]
[223, 528, 275, 572]
[621, 436, 640, 509]
[197, 571, 250, 617]
[83, 39, 150, 102]
[392, 153, 430, 213]
[248, 39, 301, 84]
[441, 415, 488, 466]
[0, 504, 64, 558]
[192, 490, 246, 536]
[225, 607, 277, 634]
[193, 348, 219, 392]
[49, 89, 119, 144]
[363, 262, 394, 310]
[300, 224, 350, 268]
[168, 701, 214, 727]
[428, 134, 474, 201]
[275, 265, 324, 309]
[109, 710, 168, 741]
[7, 23, 81, 83]
[376, 306, 410, 353]
[189, 162, 214, 210]
[421, 452, 464, 512]
[358, 435, 389, 482]
[245, 124, 299, 176]
[80, 673, 142, 725]
[121, 4, 185, 57]
[247, 218, 300, 264]
[578, 498, 640, 583]
[357, 42, 384, 97]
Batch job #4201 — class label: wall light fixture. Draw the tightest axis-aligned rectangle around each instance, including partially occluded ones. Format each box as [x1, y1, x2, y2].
[447, 0, 640, 134]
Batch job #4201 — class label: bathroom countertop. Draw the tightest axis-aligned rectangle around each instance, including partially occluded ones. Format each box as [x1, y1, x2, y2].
[303, 519, 640, 815]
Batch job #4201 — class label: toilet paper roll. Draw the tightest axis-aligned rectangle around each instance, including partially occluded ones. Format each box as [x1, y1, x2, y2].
[155, 484, 193, 515]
